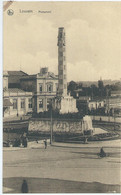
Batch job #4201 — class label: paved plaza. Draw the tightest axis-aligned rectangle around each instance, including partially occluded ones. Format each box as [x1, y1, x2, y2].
[3, 140, 121, 193]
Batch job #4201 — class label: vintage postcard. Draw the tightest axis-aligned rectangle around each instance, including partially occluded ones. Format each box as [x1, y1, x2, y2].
[2, 0, 121, 193]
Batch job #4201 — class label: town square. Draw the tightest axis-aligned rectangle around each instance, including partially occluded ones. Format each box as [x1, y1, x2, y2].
[2, 1, 121, 193]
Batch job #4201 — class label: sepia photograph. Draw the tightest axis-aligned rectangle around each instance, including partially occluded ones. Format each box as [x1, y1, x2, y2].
[2, 0, 121, 193]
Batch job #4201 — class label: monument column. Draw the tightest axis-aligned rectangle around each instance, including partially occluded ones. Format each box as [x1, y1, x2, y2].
[57, 27, 67, 97]
[53, 27, 78, 114]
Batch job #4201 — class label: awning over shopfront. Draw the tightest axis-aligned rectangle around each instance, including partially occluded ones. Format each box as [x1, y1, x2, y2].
[3, 99, 13, 107]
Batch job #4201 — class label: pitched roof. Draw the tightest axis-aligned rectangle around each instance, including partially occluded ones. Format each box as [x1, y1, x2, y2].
[20, 74, 37, 80]
[7, 88, 27, 93]
[21, 73, 58, 81]
[8, 71, 28, 84]
[8, 71, 28, 76]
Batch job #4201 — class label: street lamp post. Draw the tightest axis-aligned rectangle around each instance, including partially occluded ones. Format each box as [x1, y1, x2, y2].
[113, 109, 116, 131]
[50, 99, 53, 145]
[106, 89, 110, 122]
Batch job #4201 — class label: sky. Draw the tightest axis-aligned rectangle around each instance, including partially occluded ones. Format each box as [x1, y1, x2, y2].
[3, 1, 121, 81]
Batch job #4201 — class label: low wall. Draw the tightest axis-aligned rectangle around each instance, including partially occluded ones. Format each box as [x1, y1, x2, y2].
[91, 115, 121, 123]
[29, 118, 83, 133]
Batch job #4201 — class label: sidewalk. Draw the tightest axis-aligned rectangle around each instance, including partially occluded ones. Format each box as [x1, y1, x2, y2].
[3, 139, 50, 151]
[52, 139, 121, 148]
[3, 138, 121, 151]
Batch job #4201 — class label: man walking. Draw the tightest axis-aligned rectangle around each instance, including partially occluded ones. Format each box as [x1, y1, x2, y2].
[44, 139, 47, 149]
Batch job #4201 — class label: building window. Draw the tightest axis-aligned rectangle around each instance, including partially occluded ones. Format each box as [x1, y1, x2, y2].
[47, 84, 53, 93]
[13, 99, 17, 110]
[55, 83, 58, 91]
[96, 103, 97, 109]
[47, 99, 51, 110]
[21, 99, 25, 109]
[39, 99, 43, 108]
[64, 75, 66, 79]
[63, 56, 66, 61]
[39, 84, 43, 92]
[76, 92, 79, 97]
[64, 65, 66, 70]
[28, 98, 32, 109]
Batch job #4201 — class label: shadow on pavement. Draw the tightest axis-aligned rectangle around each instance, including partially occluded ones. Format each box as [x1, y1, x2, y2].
[3, 177, 121, 193]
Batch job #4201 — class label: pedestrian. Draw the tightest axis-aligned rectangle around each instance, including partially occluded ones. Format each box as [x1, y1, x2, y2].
[21, 179, 28, 193]
[99, 147, 106, 157]
[24, 137, 27, 148]
[44, 139, 47, 149]
[84, 137, 87, 144]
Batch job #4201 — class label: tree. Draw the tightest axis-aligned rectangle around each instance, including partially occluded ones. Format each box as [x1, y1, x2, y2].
[91, 84, 98, 97]
[98, 80, 104, 89]
[68, 81, 78, 97]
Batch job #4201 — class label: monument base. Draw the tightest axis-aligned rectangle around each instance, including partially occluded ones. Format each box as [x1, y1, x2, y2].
[53, 95, 78, 114]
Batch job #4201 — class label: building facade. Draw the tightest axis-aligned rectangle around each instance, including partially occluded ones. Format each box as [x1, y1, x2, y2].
[105, 90, 121, 116]
[88, 100, 104, 111]
[20, 68, 58, 113]
[3, 71, 32, 118]
[3, 89, 33, 117]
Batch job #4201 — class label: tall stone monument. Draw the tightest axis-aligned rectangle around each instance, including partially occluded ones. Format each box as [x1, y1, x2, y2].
[53, 27, 78, 114]
[57, 27, 67, 97]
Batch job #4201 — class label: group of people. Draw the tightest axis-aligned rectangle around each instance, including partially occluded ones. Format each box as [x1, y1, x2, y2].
[13, 135, 48, 149]
[13, 133, 28, 148]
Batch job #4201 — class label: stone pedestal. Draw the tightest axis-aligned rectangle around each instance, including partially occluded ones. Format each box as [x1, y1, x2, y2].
[53, 95, 78, 114]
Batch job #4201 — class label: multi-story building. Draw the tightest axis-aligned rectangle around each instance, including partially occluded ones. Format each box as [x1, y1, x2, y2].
[3, 71, 33, 118]
[111, 90, 121, 97]
[76, 96, 104, 114]
[88, 99, 104, 111]
[105, 90, 121, 116]
[20, 67, 58, 113]
[3, 89, 33, 118]
[3, 68, 58, 116]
